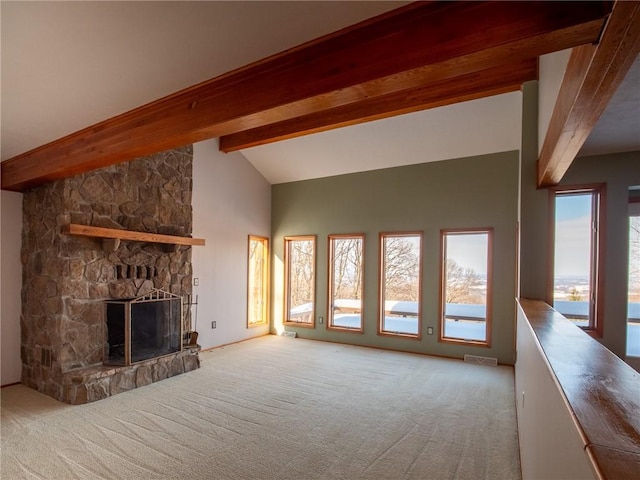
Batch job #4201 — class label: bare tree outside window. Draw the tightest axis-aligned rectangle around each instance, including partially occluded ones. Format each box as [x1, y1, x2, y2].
[379, 232, 422, 337]
[247, 236, 268, 327]
[329, 235, 364, 331]
[285, 236, 316, 326]
[383, 235, 421, 301]
[441, 229, 492, 345]
[444, 258, 483, 304]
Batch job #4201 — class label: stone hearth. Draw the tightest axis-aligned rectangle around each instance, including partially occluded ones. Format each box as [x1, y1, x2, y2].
[20, 146, 200, 404]
[63, 346, 200, 404]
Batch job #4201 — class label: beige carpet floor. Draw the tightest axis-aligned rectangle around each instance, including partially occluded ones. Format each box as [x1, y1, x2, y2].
[1, 335, 521, 479]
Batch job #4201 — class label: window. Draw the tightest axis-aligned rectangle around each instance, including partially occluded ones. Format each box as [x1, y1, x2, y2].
[247, 235, 269, 327]
[551, 186, 604, 332]
[440, 229, 492, 345]
[627, 189, 639, 357]
[284, 236, 316, 327]
[379, 232, 422, 338]
[328, 234, 364, 332]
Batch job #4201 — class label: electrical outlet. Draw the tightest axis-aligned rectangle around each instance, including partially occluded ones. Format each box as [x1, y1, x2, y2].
[193, 278, 199, 286]
[427, 326, 434, 335]
[212, 321, 216, 329]
[319, 316, 324, 324]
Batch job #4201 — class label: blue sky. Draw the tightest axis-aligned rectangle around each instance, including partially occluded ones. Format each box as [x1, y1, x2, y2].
[554, 194, 592, 277]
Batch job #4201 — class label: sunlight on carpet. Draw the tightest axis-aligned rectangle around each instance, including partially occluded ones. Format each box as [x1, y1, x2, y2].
[1, 335, 521, 479]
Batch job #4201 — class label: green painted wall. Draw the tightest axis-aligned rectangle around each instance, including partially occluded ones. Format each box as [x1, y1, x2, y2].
[271, 152, 519, 364]
[519, 81, 550, 301]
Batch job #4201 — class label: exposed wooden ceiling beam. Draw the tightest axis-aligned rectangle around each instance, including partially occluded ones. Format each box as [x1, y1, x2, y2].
[538, 1, 640, 187]
[219, 59, 538, 152]
[1, 1, 612, 192]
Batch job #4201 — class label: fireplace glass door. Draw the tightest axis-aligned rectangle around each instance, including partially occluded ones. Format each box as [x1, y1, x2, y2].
[106, 289, 182, 365]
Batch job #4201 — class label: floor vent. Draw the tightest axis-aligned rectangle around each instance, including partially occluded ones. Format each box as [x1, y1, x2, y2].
[281, 331, 297, 338]
[464, 354, 497, 366]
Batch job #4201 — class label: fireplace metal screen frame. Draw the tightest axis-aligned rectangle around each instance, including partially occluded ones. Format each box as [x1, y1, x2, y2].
[105, 289, 183, 366]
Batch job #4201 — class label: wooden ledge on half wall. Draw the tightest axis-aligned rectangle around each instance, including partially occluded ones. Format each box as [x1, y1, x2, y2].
[518, 298, 640, 479]
[62, 223, 205, 252]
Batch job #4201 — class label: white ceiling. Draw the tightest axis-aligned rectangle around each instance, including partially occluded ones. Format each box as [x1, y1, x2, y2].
[1, 1, 637, 186]
[578, 55, 640, 158]
[0, 1, 408, 159]
[242, 93, 522, 184]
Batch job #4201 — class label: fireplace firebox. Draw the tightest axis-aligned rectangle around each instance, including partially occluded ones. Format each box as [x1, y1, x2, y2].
[105, 289, 182, 366]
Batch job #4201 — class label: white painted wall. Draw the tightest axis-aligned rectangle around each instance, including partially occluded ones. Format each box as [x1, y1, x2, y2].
[1, 191, 23, 385]
[538, 49, 571, 155]
[192, 139, 271, 349]
[515, 302, 595, 480]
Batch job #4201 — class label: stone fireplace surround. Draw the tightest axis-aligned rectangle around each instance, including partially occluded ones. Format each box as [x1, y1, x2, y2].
[20, 146, 200, 404]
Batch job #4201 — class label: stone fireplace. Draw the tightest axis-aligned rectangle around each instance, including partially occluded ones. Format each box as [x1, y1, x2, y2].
[20, 146, 200, 404]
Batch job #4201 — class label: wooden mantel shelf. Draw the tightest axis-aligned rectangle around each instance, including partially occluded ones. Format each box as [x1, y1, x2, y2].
[62, 224, 205, 249]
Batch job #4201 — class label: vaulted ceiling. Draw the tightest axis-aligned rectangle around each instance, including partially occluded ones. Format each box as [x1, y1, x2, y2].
[1, 1, 638, 192]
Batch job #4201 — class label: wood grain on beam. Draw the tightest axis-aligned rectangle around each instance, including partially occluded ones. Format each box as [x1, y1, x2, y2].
[220, 59, 538, 152]
[538, 1, 640, 187]
[1, 1, 612, 192]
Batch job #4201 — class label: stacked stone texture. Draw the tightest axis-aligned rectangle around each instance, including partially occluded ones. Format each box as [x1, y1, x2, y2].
[21, 146, 198, 403]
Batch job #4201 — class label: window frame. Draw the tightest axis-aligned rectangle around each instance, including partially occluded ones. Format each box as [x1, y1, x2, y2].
[439, 228, 493, 347]
[327, 233, 365, 333]
[627, 194, 640, 357]
[284, 235, 317, 328]
[247, 235, 269, 328]
[377, 231, 423, 340]
[548, 184, 605, 336]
